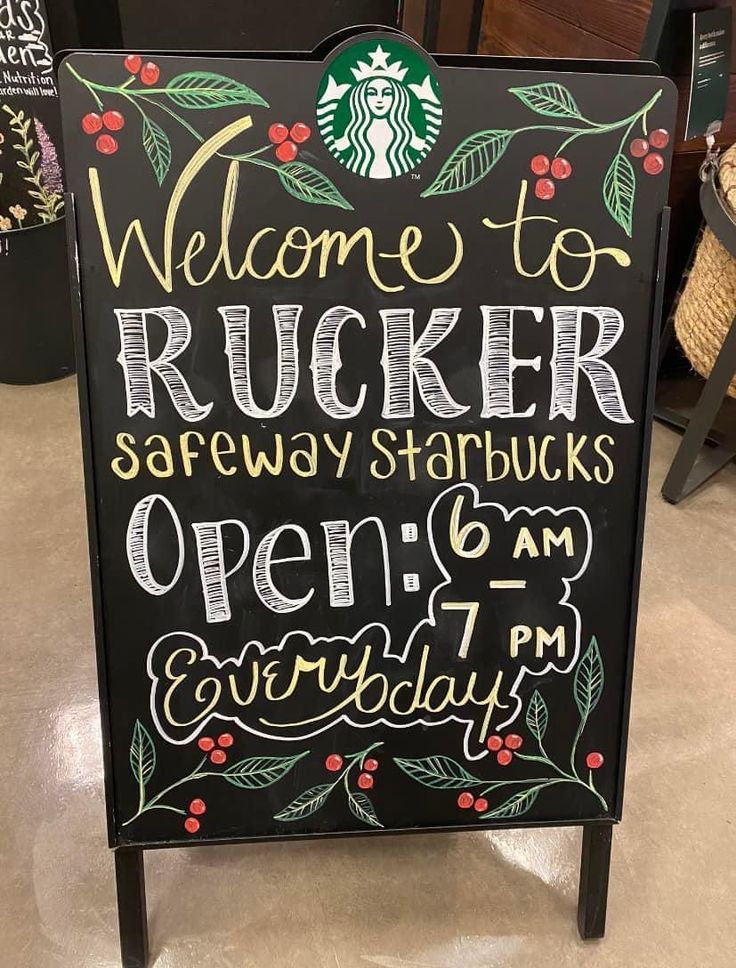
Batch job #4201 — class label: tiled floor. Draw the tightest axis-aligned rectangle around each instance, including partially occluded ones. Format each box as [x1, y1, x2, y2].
[1, 376, 734, 967]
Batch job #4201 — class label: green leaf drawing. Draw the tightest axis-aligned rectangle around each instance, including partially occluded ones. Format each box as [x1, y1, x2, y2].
[129, 720, 156, 787]
[165, 71, 268, 109]
[421, 129, 512, 197]
[574, 637, 605, 723]
[509, 83, 582, 119]
[276, 161, 353, 210]
[222, 752, 307, 789]
[274, 783, 332, 822]
[393, 755, 484, 789]
[603, 152, 636, 236]
[141, 115, 172, 186]
[479, 784, 543, 819]
[526, 690, 549, 743]
[347, 790, 383, 828]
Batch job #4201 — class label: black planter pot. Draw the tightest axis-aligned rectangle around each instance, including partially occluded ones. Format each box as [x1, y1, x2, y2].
[0, 218, 75, 385]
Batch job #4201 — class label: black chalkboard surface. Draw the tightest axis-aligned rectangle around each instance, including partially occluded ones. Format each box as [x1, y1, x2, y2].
[0, 0, 73, 386]
[59, 34, 675, 856]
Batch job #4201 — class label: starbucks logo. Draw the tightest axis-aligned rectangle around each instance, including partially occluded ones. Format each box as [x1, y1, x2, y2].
[316, 39, 442, 180]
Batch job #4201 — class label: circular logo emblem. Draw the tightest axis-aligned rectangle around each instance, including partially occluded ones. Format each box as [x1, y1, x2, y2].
[316, 38, 442, 180]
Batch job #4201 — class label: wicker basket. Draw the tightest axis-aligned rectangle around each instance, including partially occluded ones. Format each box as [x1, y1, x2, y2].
[675, 144, 736, 398]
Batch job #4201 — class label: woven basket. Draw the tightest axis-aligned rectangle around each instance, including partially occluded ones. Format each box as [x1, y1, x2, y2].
[675, 143, 736, 398]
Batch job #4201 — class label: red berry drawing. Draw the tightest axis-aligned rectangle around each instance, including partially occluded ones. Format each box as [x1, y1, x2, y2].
[357, 772, 374, 790]
[96, 134, 118, 155]
[184, 817, 200, 834]
[550, 156, 572, 179]
[290, 122, 311, 144]
[189, 798, 206, 816]
[643, 152, 664, 175]
[124, 54, 142, 74]
[530, 154, 550, 175]
[81, 112, 102, 135]
[457, 791, 474, 809]
[210, 749, 227, 765]
[140, 62, 160, 86]
[497, 749, 513, 767]
[586, 752, 604, 770]
[534, 177, 555, 201]
[217, 733, 234, 748]
[473, 797, 489, 813]
[102, 110, 125, 132]
[197, 736, 215, 752]
[630, 138, 649, 158]
[268, 122, 289, 144]
[486, 735, 503, 752]
[504, 734, 523, 751]
[275, 140, 298, 163]
[649, 128, 669, 149]
[363, 757, 379, 772]
[325, 753, 343, 772]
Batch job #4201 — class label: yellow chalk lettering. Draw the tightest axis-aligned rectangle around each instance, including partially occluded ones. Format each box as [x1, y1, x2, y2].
[242, 434, 283, 476]
[111, 432, 139, 480]
[323, 431, 352, 478]
[179, 431, 205, 477]
[289, 432, 318, 477]
[145, 433, 174, 478]
[370, 428, 397, 479]
[509, 625, 533, 657]
[594, 434, 615, 483]
[449, 494, 490, 558]
[512, 528, 539, 559]
[425, 431, 454, 480]
[542, 526, 574, 557]
[211, 431, 237, 476]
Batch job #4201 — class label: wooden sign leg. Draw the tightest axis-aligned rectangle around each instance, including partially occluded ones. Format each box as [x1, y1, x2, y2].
[114, 848, 149, 968]
[577, 823, 613, 940]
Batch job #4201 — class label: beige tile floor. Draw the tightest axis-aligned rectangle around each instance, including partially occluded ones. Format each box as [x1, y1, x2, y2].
[0, 376, 734, 968]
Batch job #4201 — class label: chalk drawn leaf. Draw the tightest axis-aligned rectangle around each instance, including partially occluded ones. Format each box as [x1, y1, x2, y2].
[393, 755, 485, 789]
[347, 790, 383, 828]
[276, 161, 353, 210]
[165, 71, 268, 109]
[129, 720, 156, 787]
[603, 152, 636, 236]
[574, 637, 605, 723]
[141, 115, 171, 186]
[223, 752, 307, 789]
[421, 130, 512, 197]
[479, 785, 542, 819]
[274, 783, 332, 822]
[526, 690, 549, 743]
[509, 83, 582, 119]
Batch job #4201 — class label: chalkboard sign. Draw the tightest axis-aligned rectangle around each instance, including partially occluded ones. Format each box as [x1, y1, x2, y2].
[0, 0, 64, 232]
[59, 35, 675, 853]
[0, 0, 72, 385]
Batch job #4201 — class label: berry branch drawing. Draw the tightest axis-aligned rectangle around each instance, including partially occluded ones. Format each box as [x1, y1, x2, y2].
[274, 743, 384, 829]
[421, 83, 669, 237]
[65, 55, 352, 210]
[124, 639, 604, 835]
[394, 637, 609, 820]
[123, 722, 309, 835]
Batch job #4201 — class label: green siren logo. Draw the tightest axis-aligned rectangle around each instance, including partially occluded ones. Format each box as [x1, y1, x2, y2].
[316, 39, 442, 179]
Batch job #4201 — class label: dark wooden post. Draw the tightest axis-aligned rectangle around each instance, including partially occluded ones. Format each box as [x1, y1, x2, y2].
[577, 823, 613, 940]
[114, 848, 149, 968]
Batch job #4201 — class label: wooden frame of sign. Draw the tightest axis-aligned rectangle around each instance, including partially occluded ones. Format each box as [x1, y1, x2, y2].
[59, 26, 675, 966]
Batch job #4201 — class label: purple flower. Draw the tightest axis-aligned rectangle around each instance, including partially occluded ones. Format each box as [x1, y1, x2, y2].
[33, 118, 63, 194]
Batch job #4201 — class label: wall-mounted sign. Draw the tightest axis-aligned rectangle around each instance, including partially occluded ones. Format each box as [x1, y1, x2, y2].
[0, 0, 63, 232]
[685, 5, 732, 141]
[59, 31, 675, 954]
